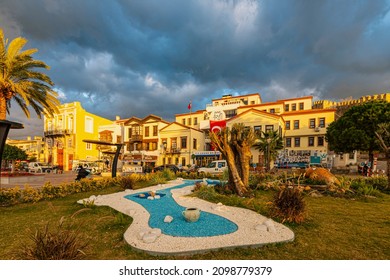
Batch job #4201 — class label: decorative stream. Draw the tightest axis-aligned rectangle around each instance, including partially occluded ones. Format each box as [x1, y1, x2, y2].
[124, 180, 238, 237]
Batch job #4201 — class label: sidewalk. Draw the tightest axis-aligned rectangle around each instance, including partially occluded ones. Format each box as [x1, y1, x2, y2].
[0, 171, 79, 189]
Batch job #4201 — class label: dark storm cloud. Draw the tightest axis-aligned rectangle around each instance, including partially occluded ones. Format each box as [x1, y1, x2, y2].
[1, 0, 390, 138]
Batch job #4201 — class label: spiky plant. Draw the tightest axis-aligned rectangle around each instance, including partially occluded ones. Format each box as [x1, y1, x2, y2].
[271, 186, 306, 223]
[18, 218, 87, 260]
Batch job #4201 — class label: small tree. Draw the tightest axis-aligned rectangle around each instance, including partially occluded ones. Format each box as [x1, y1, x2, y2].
[210, 123, 256, 196]
[2, 144, 27, 171]
[253, 130, 284, 171]
[326, 100, 390, 168]
[374, 123, 390, 189]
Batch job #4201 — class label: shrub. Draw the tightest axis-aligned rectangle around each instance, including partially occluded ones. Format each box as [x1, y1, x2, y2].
[19, 219, 88, 260]
[0, 187, 22, 206]
[118, 176, 136, 190]
[271, 186, 306, 224]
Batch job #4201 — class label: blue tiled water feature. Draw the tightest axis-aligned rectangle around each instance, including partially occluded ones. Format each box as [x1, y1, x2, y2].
[124, 180, 238, 237]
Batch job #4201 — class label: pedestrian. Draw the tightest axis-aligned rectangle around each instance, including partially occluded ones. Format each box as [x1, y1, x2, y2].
[76, 165, 90, 181]
[363, 163, 368, 176]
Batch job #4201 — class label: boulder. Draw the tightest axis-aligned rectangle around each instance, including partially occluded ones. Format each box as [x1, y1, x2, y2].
[305, 167, 340, 187]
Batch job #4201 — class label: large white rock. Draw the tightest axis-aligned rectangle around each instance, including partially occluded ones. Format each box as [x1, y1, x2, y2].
[150, 228, 162, 236]
[263, 219, 276, 233]
[142, 233, 158, 243]
[255, 224, 268, 232]
[137, 229, 149, 240]
[164, 215, 173, 223]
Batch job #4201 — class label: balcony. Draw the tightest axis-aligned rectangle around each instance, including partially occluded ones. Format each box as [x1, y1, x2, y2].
[129, 134, 143, 143]
[165, 148, 181, 154]
[44, 129, 72, 137]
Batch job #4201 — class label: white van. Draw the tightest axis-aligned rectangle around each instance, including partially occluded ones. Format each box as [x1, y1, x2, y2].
[198, 160, 227, 174]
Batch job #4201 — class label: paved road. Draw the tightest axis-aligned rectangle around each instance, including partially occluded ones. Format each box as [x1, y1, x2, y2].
[0, 171, 83, 189]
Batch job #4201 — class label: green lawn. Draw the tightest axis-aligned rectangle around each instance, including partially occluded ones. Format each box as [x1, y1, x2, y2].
[0, 186, 389, 260]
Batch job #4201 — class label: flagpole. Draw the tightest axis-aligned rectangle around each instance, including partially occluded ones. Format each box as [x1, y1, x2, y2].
[189, 101, 192, 166]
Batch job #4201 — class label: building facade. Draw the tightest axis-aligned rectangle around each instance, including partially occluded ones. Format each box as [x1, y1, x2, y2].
[6, 136, 45, 162]
[176, 94, 336, 168]
[122, 115, 170, 169]
[43, 102, 112, 171]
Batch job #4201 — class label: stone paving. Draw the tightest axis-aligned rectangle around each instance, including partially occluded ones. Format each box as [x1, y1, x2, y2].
[79, 179, 295, 256]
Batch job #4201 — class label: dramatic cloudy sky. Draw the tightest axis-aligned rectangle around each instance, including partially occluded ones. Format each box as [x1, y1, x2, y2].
[2, 0, 390, 139]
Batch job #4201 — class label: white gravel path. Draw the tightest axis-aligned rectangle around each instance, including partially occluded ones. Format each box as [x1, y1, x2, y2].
[79, 179, 294, 256]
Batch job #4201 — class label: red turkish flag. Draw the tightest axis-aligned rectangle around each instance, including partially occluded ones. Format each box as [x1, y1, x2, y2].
[210, 120, 226, 133]
[187, 101, 192, 110]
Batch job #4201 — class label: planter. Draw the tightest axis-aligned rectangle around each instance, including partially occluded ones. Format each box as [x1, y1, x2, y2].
[182, 207, 201, 222]
[1, 174, 45, 184]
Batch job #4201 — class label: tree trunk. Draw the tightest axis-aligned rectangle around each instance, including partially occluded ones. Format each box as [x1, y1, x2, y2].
[0, 96, 7, 120]
[387, 151, 390, 190]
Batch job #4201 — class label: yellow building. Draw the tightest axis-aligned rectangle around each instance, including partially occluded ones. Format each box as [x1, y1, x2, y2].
[159, 122, 205, 167]
[176, 94, 336, 168]
[43, 102, 112, 171]
[6, 136, 45, 162]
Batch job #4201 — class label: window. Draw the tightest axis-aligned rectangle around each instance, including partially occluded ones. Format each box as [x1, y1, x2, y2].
[286, 138, 292, 147]
[308, 136, 315, 146]
[145, 126, 149, 137]
[181, 137, 187, 149]
[348, 152, 355, 160]
[318, 136, 324, 146]
[285, 121, 290, 130]
[309, 118, 316, 129]
[182, 119, 186, 125]
[254, 125, 262, 136]
[294, 120, 299, 129]
[188, 118, 192, 125]
[285, 104, 290, 111]
[225, 109, 237, 118]
[171, 138, 177, 149]
[319, 118, 325, 128]
[194, 117, 198, 125]
[299, 102, 304, 110]
[270, 108, 275, 114]
[181, 158, 186, 166]
[265, 125, 274, 132]
[68, 139, 72, 148]
[294, 137, 300, 147]
[86, 143, 92, 150]
[85, 117, 93, 133]
[292, 104, 297, 111]
[153, 125, 158, 136]
[128, 128, 132, 138]
[193, 138, 197, 150]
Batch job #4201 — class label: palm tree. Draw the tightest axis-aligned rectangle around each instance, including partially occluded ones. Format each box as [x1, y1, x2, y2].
[210, 123, 256, 196]
[253, 130, 283, 172]
[0, 28, 59, 120]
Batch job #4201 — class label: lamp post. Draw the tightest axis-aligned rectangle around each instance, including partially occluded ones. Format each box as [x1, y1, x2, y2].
[0, 120, 24, 171]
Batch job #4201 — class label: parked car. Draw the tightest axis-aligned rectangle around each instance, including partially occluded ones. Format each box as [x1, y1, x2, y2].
[28, 162, 52, 173]
[198, 160, 228, 174]
[153, 164, 180, 173]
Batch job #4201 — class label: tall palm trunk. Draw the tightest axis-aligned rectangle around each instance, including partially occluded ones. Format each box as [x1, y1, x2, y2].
[0, 96, 7, 120]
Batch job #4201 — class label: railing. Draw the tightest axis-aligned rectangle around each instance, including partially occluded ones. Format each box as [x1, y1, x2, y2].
[165, 148, 181, 154]
[44, 129, 72, 137]
[129, 135, 143, 142]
